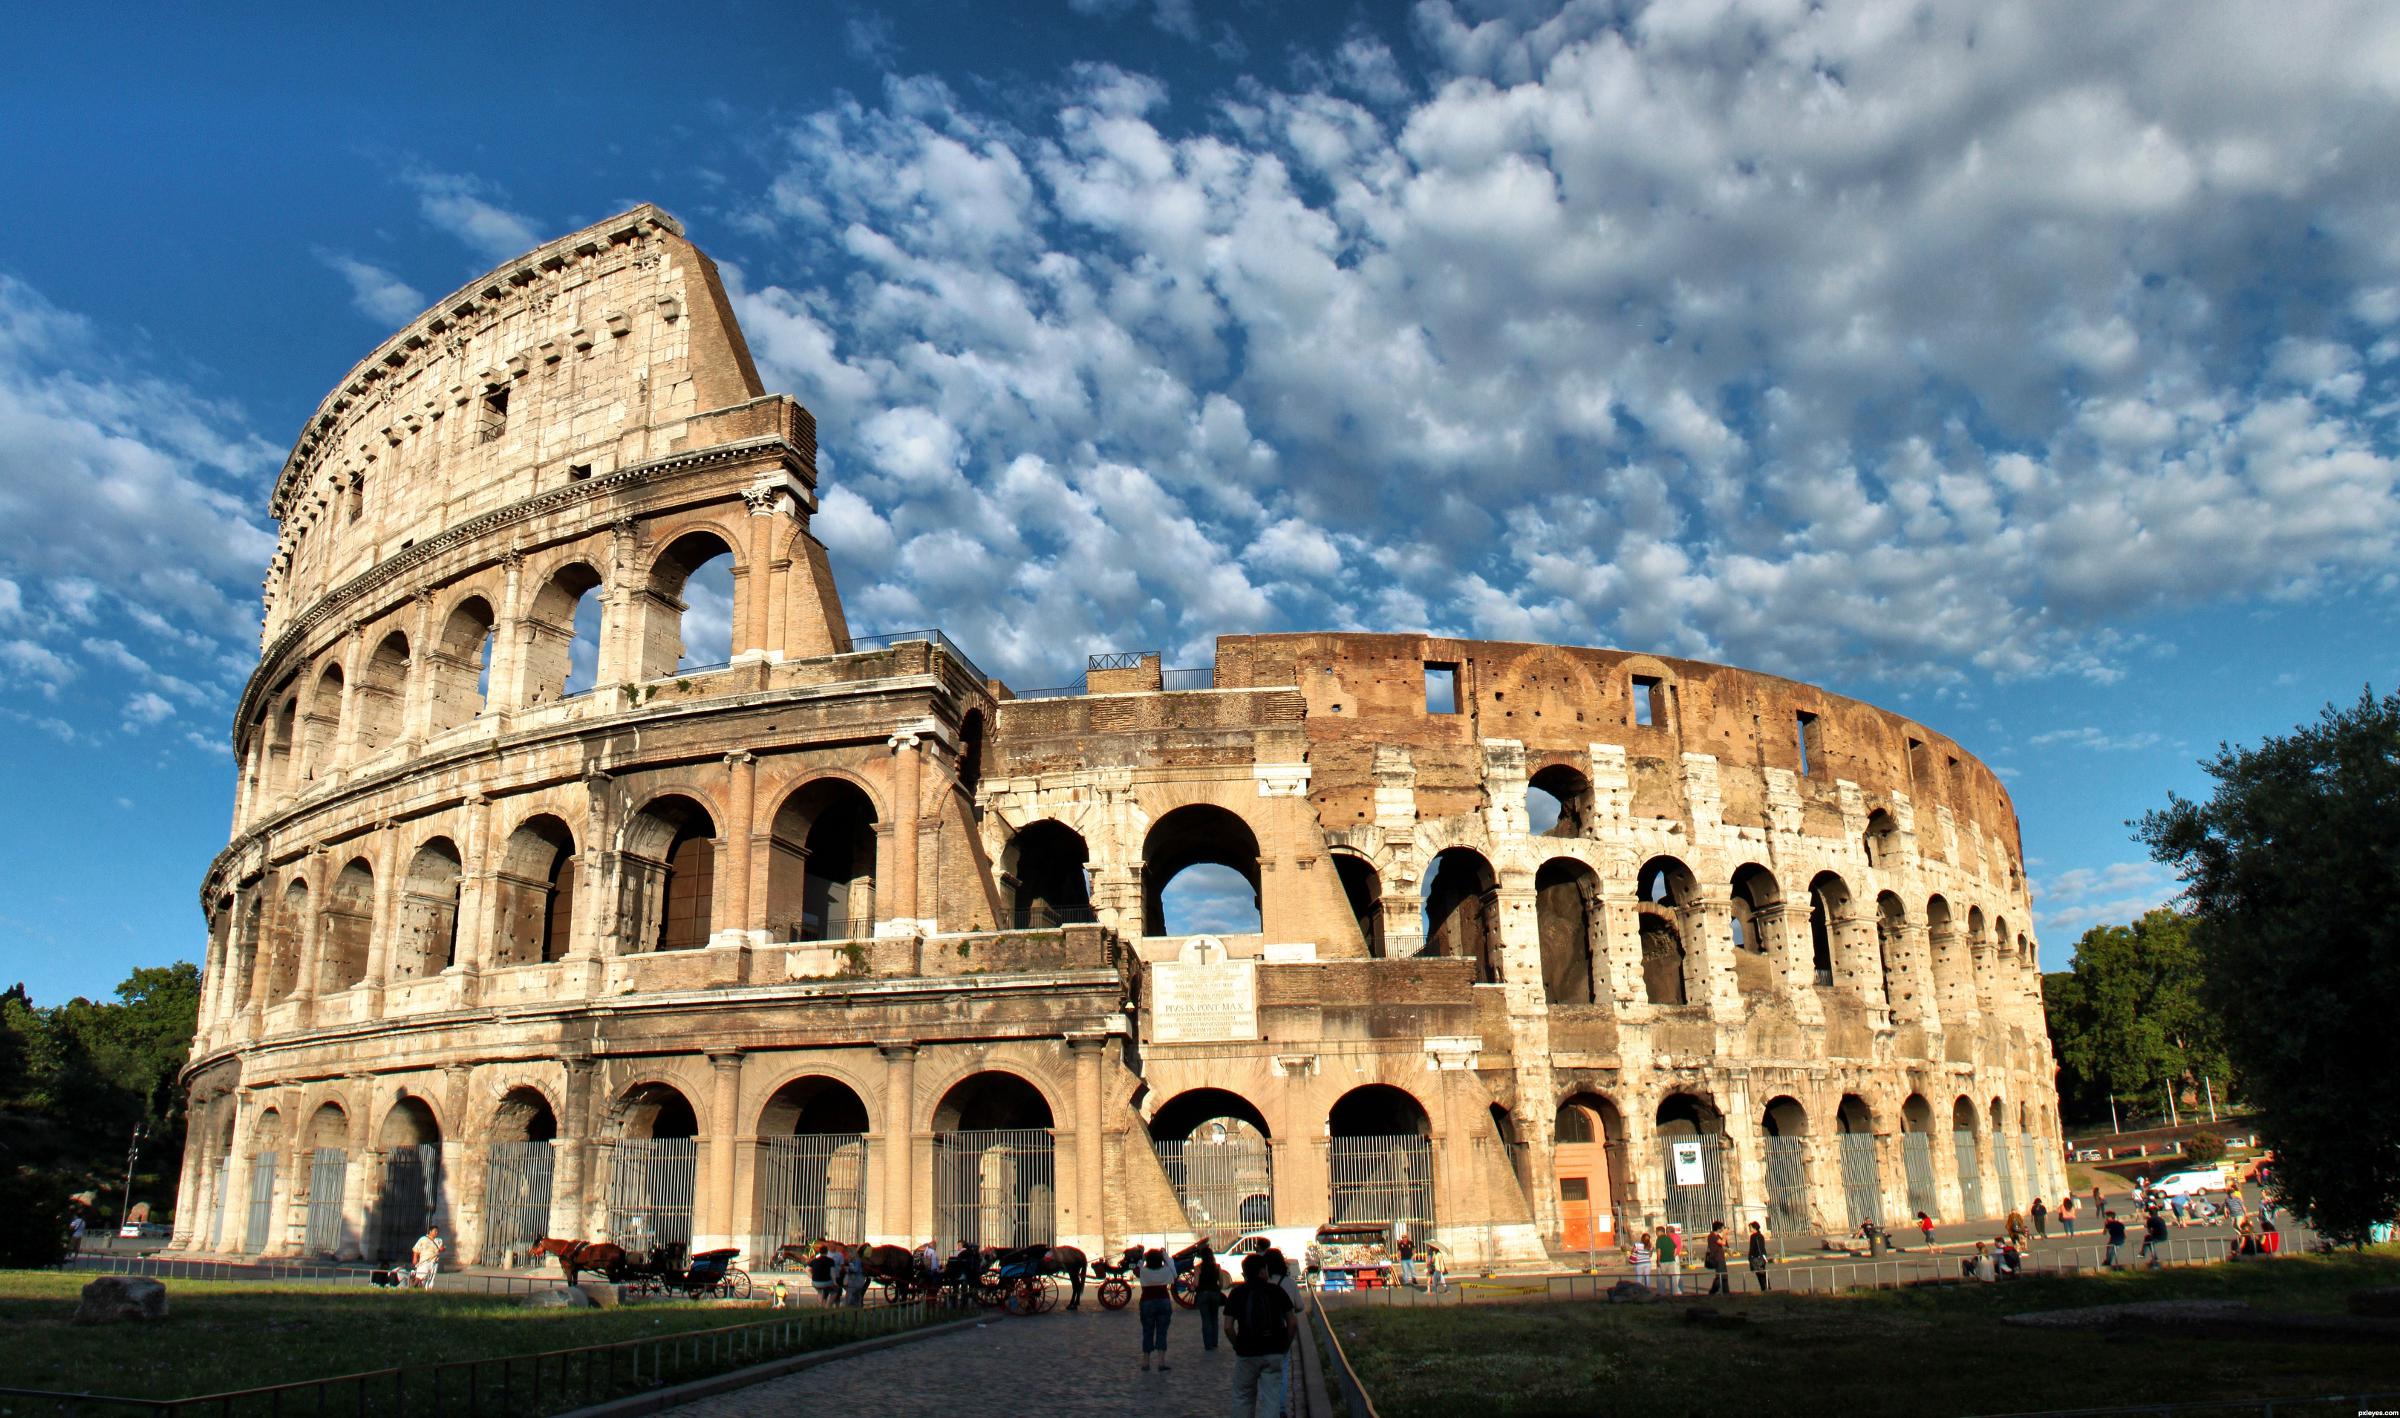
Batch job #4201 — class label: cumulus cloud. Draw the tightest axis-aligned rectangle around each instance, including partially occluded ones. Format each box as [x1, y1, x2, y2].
[314, 249, 426, 326]
[121, 690, 175, 729]
[404, 169, 542, 263]
[2035, 859, 2183, 943]
[732, 3, 2400, 689]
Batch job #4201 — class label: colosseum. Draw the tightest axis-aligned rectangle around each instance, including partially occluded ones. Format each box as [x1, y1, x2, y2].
[171, 205, 2065, 1273]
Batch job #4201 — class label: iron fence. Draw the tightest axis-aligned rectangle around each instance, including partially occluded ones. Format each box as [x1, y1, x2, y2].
[1160, 666, 1215, 690]
[934, 1128, 1055, 1251]
[63, 1253, 570, 1294]
[306, 1148, 348, 1258]
[243, 1152, 275, 1254]
[208, 1154, 233, 1250]
[847, 628, 990, 685]
[1155, 1133, 1275, 1247]
[1903, 1132, 1939, 1220]
[1660, 1133, 1731, 1239]
[1329, 1135, 1435, 1234]
[484, 1139, 556, 1261]
[1997, 1130, 2020, 1217]
[1838, 1131, 1880, 1228]
[760, 1133, 870, 1251]
[1763, 1136, 1810, 1234]
[367, 1143, 441, 1266]
[1956, 1132, 1986, 1218]
[607, 1137, 698, 1255]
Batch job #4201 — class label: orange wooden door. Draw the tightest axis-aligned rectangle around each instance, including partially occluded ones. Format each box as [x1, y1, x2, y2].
[1559, 1174, 1595, 1249]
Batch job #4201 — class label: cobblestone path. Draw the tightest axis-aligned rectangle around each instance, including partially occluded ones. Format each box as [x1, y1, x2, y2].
[669, 1304, 1265, 1418]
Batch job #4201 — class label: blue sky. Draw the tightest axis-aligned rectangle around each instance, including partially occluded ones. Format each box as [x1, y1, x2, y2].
[4, 0, 2397, 1004]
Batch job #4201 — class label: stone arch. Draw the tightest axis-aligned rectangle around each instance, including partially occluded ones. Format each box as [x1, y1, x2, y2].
[1328, 1084, 1435, 1233]
[300, 662, 343, 782]
[480, 1084, 560, 1262]
[1926, 895, 1970, 1023]
[1535, 856, 1598, 1004]
[1899, 1093, 1939, 1219]
[1555, 1091, 1625, 1248]
[1807, 871, 1852, 988]
[493, 813, 577, 966]
[305, 1100, 349, 1151]
[930, 1070, 1058, 1132]
[353, 631, 410, 759]
[641, 528, 741, 678]
[766, 777, 878, 941]
[1759, 1094, 1811, 1233]
[1637, 856, 1701, 1005]
[615, 1080, 701, 1140]
[1423, 846, 1500, 982]
[1832, 1092, 1881, 1229]
[757, 1073, 876, 1136]
[756, 1074, 875, 1249]
[1655, 1091, 1729, 1236]
[1150, 1087, 1276, 1241]
[956, 709, 986, 801]
[265, 692, 299, 796]
[486, 1084, 561, 1143]
[624, 794, 718, 952]
[1332, 849, 1385, 958]
[1526, 762, 1594, 838]
[1001, 819, 1093, 930]
[232, 892, 263, 1011]
[1863, 808, 1901, 869]
[1141, 803, 1262, 937]
[366, 1093, 447, 1264]
[929, 1070, 1058, 1251]
[1729, 862, 1780, 994]
[427, 593, 496, 733]
[519, 560, 605, 704]
[393, 837, 463, 981]
[268, 876, 310, 1000]
[317, 856, 374, 992]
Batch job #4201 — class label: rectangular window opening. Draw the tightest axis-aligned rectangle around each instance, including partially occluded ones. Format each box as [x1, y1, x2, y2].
[1796, 711, 1821, 776]
[1907, 736, 1931, 791]
[479, 386, 510, 444]
[568, 462, 592, 482]
[1632, 674, 1663, 728]
[1423, 662, 1459, 715]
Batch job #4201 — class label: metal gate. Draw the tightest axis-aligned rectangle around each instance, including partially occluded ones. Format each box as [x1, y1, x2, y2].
[607, 1138, 697, 1256]
[760, 1134, 869, 1250]
[1330, 1135, 1435, 1235]
[935, 1129, 1055, 1251]
[1839, 1131, 1881, 1228]
[244, 1151, 277, 1253]
[1954, 1132, 1985, 1218]
[306, 1148, 348, 1257]
[210, 1154, 234, 1249]
[1156, 1133, 1276, 1248]
[369, 1143, 442, 1265]
[1995, 1130, 2018, 1217]
[484, 1140, 557, 1260]
[1762, 1135, 1810, 1234]
[1658, 1133, 1728, 1239]
[1902, 1132, 1938, 1220]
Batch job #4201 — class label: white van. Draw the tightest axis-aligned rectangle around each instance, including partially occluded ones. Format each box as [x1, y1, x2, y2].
[1222, 1226, 1319, 1263]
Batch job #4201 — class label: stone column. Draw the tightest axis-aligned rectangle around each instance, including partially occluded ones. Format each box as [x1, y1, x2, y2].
[1802, 1129, 1844, 1238]
[550, 1057, 597, 1240]
[714, 752, 757, 945]
[1934, 1117, 1966, 1222]
[341, 1079, 373, 1261]
[1720, 1076, 1765, 1231]
[217, 1098, 255, 1255]
[1689, 892, 1741, 1017]
[168, 1108, 210, 1251]
[333, 628, 366, 771]
[880, 733, 923, 933]
[878, 1042, 917, 1244]
[400, 590, 435, 746]
[701, 1052, 745, 1253]
[741, 484, 782, 658]
[450, 794, 494, 981]
[274, 1141, 312, 1257]
[1069, 1034, 1106, 1251]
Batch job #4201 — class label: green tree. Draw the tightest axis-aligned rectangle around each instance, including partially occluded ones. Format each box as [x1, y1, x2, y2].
[0, 963, 200, 1226]
[2042, 909, 2229, 1121]
[2140, 688, 2400, 1245]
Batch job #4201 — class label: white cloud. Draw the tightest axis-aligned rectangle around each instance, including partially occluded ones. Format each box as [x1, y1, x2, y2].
[2025, 725, 2164, 752]
[1, 637, 75, 695]
[2035, 859, 2183, 943]
[121, 690, 174, 728]
[314, 249, 426, 326]
[403, 169, 542, 263]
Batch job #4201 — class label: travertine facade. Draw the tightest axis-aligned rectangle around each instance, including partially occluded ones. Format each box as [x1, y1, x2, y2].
[174, 206, 2065, 1269]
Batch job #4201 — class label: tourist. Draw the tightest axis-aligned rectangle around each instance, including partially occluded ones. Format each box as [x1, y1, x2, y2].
[1225, 1252, 1298, 1418]
[2090, 1183, 2105, 1217]
[2141, 1208, 2169, 1268]
[2261, 1214, 2282, 1256]
[1193, 1245, 1225, 1351]
[842, 1249, 870, 1305]
[2005, 1209, 2026, 1247]
[1996, 1236, 2020, 1277]
[410, 1223, 444, 1289]
[1425, 1241, 1448, 1294]
[917, 1238, 939, 1294]
[2102, 1210, 2126, 1268]
[1630, 1230, 1655, 1288]
[2235, 1219, 2260, 1257]
[1656, 1224, 1683, 1294]
[1916, 1211, 1936, 1248]
[1747, 1222, 1769, 1292]
[2227, 1189, 2247, 1225]
[1136, 1246, 1176, 1371]
[2169, 1193, 2187, 1227]
[67, 1213, 84, 1254]
[771, 1279, 788, 1309]
[810, 1244, 840, 1306]
[1703, 1222, 1730, 1296]
[2031, 1196, 2049, 1239]
[2058, 1193, 2078, 1236]
[947, 1242, 982, 1305]
[1396, 1231, 1417, 1288]
[1969, 1241, 1997, 1283]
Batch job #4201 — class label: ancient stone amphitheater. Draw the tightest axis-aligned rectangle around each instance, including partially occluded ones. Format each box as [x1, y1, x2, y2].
[173, 206, 2064, 1270]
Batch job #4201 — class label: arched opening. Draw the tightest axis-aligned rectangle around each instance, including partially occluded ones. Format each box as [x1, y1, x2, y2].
[625, 796, 717, 953]
[1863, 808, 1900, 869]
[766, 779, 878, 941]
[758, 1077, 873, 1250]
[1729, 863, 1780, 994]
[644, 531, 736, 677]
[1526, 763, 1593, 838]
[1001, 819, 1093, 929]
[353, 632, 409, 759]
[318, 858, 374, 992]
[1835, 1094, 1880, 1229]
[1874, 891, 1907, 1008]
[1328, 1085, 1434, 1237]
[1332, 851, 1385, 958]
[1142, 804, 1262, 937]
[1422, 847, 1499, 982]
[1535, 857, 1598, 1004]
[1901, 1094, 1938, 1219]
[1807, 871, 1850, 989]
[303, 1102, 350, 1258]
[394, 838, 463, 981]
[428, 596, 496, 733]
[609, 1083, 697, 1256]
[932, 1073, 1056, 1251]
[1760, 1097, 1811, 1234]
[268, 878, 310, 1000]
[493, 815, 577, 966]
[264, 694, 297, 797]
[1952, 1096, 1987, 1219]
[956, 710, 985, 801]
[1150, 1088, 1275, 1247]
[1655, 1094, 1728, 1240]
[1990, 1096, 2018, 1216]
[521, 562, 605, 703]
[300, 664, 343, 783]
[1637, 857, 1699, 1005]
[367, 1097, 443, 1266]
[1554, 1094, 1624, 1249]
[484, 1088, 558, 1262]
[1927, 896, 1969, 1023]
[244, 1108, 285, 1252]
[232, 894, 262, 1012]
[1967, 905, 1991, 1009]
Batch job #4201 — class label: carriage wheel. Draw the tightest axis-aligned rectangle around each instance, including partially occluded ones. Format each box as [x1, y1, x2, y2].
[722, 1268, 753, 1300]
[1098, 1276, 1132, 1310]
[1171, 1273, 1198, 1310]
[976, 1277, 1007, 1309]
[1001, 1279, 1035, 1316]
[1033, 1275, 1060, 1313]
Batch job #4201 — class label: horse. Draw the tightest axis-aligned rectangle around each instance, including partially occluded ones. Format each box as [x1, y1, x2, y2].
[530, 1237, 627, 1287]
[1043, 1244, 1089, 1309]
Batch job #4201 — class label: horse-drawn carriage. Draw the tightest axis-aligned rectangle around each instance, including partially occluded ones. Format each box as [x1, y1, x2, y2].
[1090, 1241, 1214, 1310]
[531, 1237, 751, 1300]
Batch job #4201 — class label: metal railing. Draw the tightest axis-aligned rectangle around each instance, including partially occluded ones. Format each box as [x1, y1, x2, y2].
[934, 1129, 1056, 1251]
[1310, 1289, 1382, 1418]
[0, 1298, 931, 1415]
[847, 628, 989, 685]
[1008, 682, 1085, 700]
[1087, 650, 1149, 671]
[1161, 666, 1215, 690]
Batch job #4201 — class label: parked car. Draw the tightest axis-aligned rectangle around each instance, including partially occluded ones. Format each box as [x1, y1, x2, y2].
[116, 1222, 170, 1240]
[2147, 1168, 2230, 1198]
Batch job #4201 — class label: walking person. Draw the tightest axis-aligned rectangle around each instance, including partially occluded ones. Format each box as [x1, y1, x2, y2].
[1136, 1246, 1175, 1371]
[2006, 1209, 2026, 1248]
[1656, 1224, 1683, 1294]
[1425, 1240, 1447, 1294]
[1916, 1211, 1936, 1248]
[2058, 1193, 2078, 1237]
[1747, 1222, 1769, 1292]
[2103, 1210, 2126, 1268]
[1396, 1231, 1417, 1288]
[1630, 1231, 1655, 1288]
[2142, 1207, 2169, 1268]
[1703, 1223, 1730, 1296]
[842, 1250, 869, 1306]
[1225, 1252, 1298, 1418]
[1193, 1246, 1225, 1352]
[810, 1244, 840, 1306]
[2031, 1197, 2048, 1240]
[410, 1223, 444, 1289]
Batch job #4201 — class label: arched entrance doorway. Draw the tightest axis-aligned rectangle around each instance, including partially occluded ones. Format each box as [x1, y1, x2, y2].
[1901, 1095, 1938, 1221]
[757, 1076, 873, 1253]
[1150, 1088, 1275, 1247]
[1656, 1094, 1730, 1241]
[245, 1109, 285, 1254]
[303, 1103, 350, 1259]
[931, 1073, 1056, 1251]
[483, 1088, 558, 1262]
[1952, 1096, 1987, 1219]
[1553, 1095, 1622, 1250]
[1760, 1097, 1810, 1235]
[1835, 1095, 1880, 1229]
[1327, 1085, 1435, 1240]
[609, 1083, 699, 1257]
[368, 1096, 444, 1266]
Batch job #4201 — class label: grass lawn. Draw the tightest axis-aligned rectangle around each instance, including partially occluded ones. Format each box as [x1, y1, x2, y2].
[1330, 1248, 2400, 1418]
[0, 1271, 920, 1406]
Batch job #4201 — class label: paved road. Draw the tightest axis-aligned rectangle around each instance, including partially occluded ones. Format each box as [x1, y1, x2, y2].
[669, 1304, 1267, 1418]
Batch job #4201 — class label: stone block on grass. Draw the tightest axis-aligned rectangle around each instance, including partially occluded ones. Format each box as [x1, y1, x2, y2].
[75, 1276, 168, 1324]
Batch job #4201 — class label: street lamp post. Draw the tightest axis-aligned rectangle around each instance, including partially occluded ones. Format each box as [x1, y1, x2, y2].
[120, 1120, 148, 1233]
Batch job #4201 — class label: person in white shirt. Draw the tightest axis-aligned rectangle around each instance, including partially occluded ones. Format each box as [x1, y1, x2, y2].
[410, 1225, 445, 1289]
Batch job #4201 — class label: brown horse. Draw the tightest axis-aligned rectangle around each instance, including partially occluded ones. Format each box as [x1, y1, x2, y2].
[530, 1237, 626, 1287]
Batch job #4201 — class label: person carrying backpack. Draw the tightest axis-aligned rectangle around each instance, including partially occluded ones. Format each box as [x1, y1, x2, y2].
[1656, 1224, 1682, 1294]
[1225, 1252, 1298, 1418]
